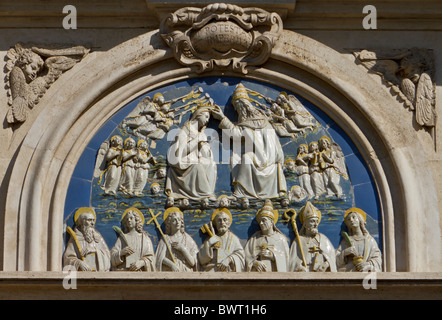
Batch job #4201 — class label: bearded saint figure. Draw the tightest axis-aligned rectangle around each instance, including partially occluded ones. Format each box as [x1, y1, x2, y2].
[63, 207, 111, 271]
[211, 83, 287, 200]
[198, 208, 245, 272]
[288, 202, 336, 272]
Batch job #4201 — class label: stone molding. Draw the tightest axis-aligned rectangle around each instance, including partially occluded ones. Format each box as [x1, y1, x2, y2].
[0, 272, 440, 299]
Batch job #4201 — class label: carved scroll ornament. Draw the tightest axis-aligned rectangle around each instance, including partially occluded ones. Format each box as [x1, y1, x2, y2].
[353, 48, 436, 129]
[4, 43, 89, 125]
[159, 3, 283, 74]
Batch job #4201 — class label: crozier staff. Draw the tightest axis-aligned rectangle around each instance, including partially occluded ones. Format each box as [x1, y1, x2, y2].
[288, 202, 336, 272]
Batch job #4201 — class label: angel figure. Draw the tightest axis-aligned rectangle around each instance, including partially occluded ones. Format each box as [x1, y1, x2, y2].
[398, 53, 436, 128]
[122, 87, 204, 140]
[122, 94, 180, 140]
[133, 139, 156, 196]
[265, 102, 305, 138]
[354, 49, 436, 129]
[94, 135, 123, 195]
[5, 43, 89, 124]
[119, 137, 138, 195]
[295, 144, 314, 199]
[307, 141, 326, 199]
[275, 92, 317, 132]
[318, 136, 348, 200]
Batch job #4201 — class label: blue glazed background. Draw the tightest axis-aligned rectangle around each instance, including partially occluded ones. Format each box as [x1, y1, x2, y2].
[64, 77, 382, 256]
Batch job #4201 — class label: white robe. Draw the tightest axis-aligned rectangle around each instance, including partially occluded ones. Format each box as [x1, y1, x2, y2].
[244, 230, 290, 272]
[198, 231, 245, 272]
[165, 121, 217, 200]
[63, 228, 111, 271]
[289, 233, 337, 272]
[155, 232, 199, 271]
[219, 117, 287, 199]
[110, 232, 155, 271]
[336, 234, 382, 272]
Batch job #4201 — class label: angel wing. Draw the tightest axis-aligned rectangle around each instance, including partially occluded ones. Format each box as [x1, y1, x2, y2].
[415, 72, 436, 127]
[400, 78, 416, 108]
[331, 142, 349, 180]
[93, 141, 110, 179]
[6, 67, 29, 123]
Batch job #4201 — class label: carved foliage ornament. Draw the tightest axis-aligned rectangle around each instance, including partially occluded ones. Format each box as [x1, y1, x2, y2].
[353, 48, 436, 129]
[159, 3, 283, 74]
[5, 43, 89, 125]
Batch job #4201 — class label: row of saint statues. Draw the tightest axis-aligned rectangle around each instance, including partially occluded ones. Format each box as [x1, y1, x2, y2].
[63, 202, 382, 272]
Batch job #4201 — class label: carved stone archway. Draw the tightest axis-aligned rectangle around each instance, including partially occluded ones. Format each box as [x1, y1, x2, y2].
[3, 4, 440, 273]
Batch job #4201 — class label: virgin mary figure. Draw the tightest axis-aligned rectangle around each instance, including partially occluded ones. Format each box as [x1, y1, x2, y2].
[165, 105, 217, 201]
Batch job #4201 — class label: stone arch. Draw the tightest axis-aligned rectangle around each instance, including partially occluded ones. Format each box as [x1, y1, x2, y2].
[3, 29, 439, 272]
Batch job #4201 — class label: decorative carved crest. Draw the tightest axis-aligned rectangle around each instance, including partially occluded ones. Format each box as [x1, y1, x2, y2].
[159, 3, 283, 74]
[353, 48, 436, 129]
[4, 43, 89, 125]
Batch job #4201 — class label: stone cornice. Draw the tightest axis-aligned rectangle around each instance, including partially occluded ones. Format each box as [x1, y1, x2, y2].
[0, 0, 441, 30]
[0, 272, 440, 299]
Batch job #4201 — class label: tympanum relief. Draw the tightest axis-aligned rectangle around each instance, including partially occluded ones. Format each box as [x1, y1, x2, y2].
[64, 78, 382, 273]
[63, 4, 382, 273]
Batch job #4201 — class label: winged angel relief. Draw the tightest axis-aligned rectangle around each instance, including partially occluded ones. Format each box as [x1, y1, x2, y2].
[354, 48, 436, 131]
[5, 43, 89, 124]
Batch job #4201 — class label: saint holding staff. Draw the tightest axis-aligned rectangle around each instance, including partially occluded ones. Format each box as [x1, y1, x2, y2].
[155, 207, 199, 271]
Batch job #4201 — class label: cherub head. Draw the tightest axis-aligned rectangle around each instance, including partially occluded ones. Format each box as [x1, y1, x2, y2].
[16, 48, 44, 83]
[150, 183, 160, 195]
[284, 159, 296, 172]
[217, 195, 230, 208]
[156, 167, 166, 178]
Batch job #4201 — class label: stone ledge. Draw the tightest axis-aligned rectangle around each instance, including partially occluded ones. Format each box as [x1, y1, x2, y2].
[0, 272, 440, 299]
